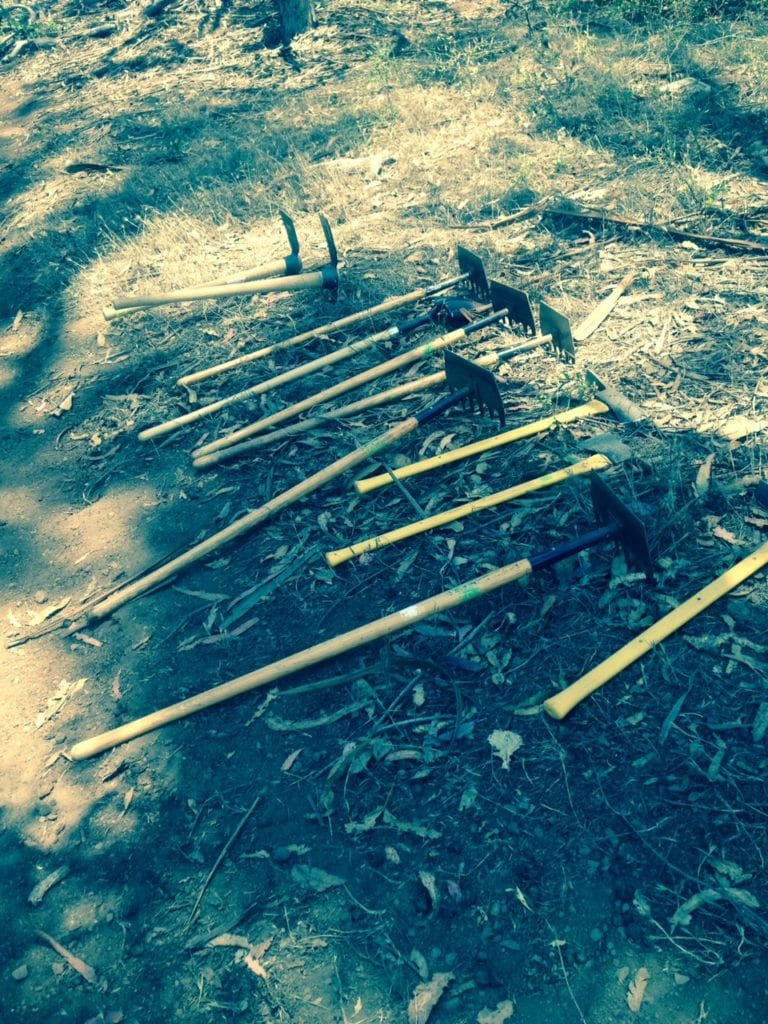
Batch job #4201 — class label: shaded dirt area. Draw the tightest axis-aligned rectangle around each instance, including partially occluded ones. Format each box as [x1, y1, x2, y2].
[1, 1, 768, 1022]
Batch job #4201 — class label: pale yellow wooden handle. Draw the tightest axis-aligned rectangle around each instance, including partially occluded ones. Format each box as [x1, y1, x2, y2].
[327, 454, 611, 566]
[543, 538, 768, 720]
[176, 285, 440, 387]
[112, 270, 326, 310]
[70, 555, 534, 759]
[354, 400, 610, 494]
[191, 370, 449, 470]
[103, 262, 298, 321]
[138, 325, 396, 442]
[193, 323, 474, 458]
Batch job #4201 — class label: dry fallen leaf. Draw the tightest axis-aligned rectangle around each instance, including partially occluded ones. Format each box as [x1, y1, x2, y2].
[407, 972, 454, 1024]
[627, 967, 650, 1012]
[478, 1000, 515, 1024]
[488, 730, 523, 769]
[693, 453, 714, 497]
[281, 748, 302, 772]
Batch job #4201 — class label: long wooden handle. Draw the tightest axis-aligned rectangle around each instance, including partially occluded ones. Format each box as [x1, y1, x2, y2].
[192, 370, 449, 470]
[354, 400, 610, 494]
[177, 274, 466, 387]
[326, 455, 611, 566]
[193, 317, 500, 459]
[70, 555, 534, 759]
[543, 539, 768, 720]
[138, 324, 399, 442]
[111, 269, 330, 311]
[71, 413, 428, 629]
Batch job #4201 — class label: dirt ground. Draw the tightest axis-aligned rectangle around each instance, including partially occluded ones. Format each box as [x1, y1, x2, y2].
[2, 1, 768, 1022]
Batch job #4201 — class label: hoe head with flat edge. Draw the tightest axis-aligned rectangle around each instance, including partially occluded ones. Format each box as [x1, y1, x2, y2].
[539, 301, 576, 362]
[444, 350, 506, 427]
[590, 475, 654, 580]
[457, 246, 490, 301]
[490, 280, 536, 335]
[278, 210, 301, 255]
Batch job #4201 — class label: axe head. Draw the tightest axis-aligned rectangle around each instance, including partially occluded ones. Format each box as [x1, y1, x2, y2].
[457, 246, 490, 301]
[590, 475, 654, 580]
[444, 350, 506, 426]
[278, 210, 300, 255]
[540, 301, 576, 362]
[490, 280, 536, 335]
[318, 213, 339, 266]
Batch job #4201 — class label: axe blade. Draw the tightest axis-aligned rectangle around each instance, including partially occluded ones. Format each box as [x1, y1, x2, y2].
[444, 350, 506, 426]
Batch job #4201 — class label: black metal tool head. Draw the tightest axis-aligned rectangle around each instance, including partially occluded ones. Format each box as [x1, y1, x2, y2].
[540, 302, 576, 362]
[443, 350, 506, 426]
[457, 246, 490, 301]
[318, 213, 338, 266]
[490, 280, 536, 335]
[278, 210, 300, 255]
[590, 475, 654, 579]
[430, 296, 487, 327]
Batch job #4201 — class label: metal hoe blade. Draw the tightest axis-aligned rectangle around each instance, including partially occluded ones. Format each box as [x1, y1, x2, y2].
[444, 350, 506, 426]
[540, 301, 576, 362]
[457, 246, 490, 301]
[490, 280, 536, 335]
[590, 475, 654, 578]
[318, 213, 339, 266]
[279, 210, 301, 255]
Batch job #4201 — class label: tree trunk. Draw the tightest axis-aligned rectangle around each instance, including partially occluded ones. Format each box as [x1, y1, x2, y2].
[275, 0, 315, 43]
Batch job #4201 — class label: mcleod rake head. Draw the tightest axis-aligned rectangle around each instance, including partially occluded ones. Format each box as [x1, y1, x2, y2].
[540, 301, 576, 362]
[590, 475, 654, 579]
[457, 246, 490, 301]
[490, 280, 536, 335]
[444, 350, 506, 426]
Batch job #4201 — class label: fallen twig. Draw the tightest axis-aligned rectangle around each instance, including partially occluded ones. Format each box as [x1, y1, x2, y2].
[543, 204, 768, 255]
[185, 790, 265, 931]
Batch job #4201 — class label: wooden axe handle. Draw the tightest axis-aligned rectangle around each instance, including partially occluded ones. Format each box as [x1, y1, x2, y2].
[543, 538, 768, 720]
[112, 269, 332, 311]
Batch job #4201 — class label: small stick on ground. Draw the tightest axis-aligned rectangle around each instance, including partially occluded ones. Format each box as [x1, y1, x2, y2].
[185, 789, 265, 931]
